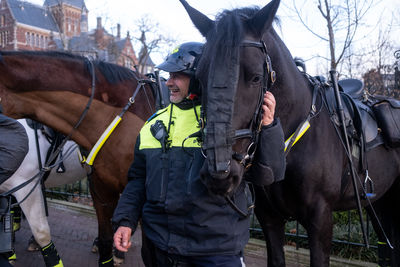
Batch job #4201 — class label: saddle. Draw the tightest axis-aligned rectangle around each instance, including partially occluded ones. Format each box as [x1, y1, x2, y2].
[323, 78, 379, 172]
[337, 79, 380, 147]
[26, 119, 66, 175]
[324, 79, 380, 143]
[338, 79, 400, 149]
[324, 78, 400, 168]
[371, 96, 400, 148]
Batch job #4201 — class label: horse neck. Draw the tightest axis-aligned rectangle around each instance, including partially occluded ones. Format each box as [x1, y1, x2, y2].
[0, 54, 155, 148]
[266, 30, 312, 136]
[9, 90, 110, 147]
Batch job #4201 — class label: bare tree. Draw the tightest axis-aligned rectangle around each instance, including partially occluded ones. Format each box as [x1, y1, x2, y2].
[342, 20, 395, 78]
[131, 15, 176, 74]
[292, 0, 375, 71]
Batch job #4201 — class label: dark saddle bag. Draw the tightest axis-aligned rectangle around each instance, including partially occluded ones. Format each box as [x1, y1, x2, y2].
[373, 98, 400, 148]
[0, 196, 13, 253]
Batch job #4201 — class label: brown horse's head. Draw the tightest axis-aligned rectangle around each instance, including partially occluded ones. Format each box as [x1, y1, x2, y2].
[180, 0, 280, 196]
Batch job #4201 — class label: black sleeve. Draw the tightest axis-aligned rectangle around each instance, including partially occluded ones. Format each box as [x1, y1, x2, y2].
[245, 118, 286, 186]
[111, 135, 146, 232]
[0, 115, 29, 183]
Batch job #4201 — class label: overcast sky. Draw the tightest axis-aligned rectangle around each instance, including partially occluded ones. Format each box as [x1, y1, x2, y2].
[29, 0, 400, 76]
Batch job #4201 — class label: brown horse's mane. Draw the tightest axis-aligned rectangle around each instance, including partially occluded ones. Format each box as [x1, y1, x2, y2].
[0, 50, 141, 85]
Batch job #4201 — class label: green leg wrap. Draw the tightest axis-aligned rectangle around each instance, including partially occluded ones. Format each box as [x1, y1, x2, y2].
[10, 197, 21, 232]
[10, 212, 20, 232]
[99, 257, 114, 267]
[41, 241, 64, 267]
[377, 241, 391, 267]
[7, 251, 16, 261]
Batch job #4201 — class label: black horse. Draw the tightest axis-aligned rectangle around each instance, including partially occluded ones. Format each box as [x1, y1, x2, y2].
[179, 0, 400, 266]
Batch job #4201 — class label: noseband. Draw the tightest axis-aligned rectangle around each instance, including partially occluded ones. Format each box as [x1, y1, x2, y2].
[231, 40, 276, 169]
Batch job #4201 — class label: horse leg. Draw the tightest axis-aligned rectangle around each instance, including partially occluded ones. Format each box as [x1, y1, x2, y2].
[301, 201, 333, 267]
[367, 179, 400, 267]
[14, 186, 63, 267]
[254, 186, 286, 267]
[90, 175, 119, 267]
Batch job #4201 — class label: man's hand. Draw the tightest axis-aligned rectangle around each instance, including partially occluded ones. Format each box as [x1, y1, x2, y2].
[113, 226, 132, 252]
[261, 91, 276, 126]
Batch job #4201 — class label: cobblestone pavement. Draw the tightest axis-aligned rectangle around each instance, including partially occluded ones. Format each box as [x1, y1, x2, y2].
[11, 202, 270, 267]
[12, 203, 144, 267]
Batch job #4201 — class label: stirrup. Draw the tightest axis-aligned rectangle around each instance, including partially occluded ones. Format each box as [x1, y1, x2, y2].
[364, 170, 376, 199]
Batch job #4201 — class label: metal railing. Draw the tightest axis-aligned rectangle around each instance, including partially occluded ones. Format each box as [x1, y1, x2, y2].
[249, 211, 377, 250]
[47, 179, 378, 257]
[46, 178, 91, 201]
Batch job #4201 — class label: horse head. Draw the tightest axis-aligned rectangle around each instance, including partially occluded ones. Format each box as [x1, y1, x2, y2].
[180, 0, 281, 196]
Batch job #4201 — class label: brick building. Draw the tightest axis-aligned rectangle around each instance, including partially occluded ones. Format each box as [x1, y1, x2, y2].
[0, 0, 150, 71]
[0, 0, 60, 50]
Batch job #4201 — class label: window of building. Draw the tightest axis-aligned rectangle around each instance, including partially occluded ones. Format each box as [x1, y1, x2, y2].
[31, 33, 34, 47]
[36, 34, 39, 47]
[124, 58, 133, 69]
[4, 31, 8, 46]
[45, 36, 48, 48]
[1, 31, 8, 47]
[0, 15, 5, 27]
[40, 36, 44, 48]
[74, 20, 77, 34]
[26, 32, 30, 45]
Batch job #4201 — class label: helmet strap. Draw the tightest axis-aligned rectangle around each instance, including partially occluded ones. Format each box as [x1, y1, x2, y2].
[188, 76, 201, 96]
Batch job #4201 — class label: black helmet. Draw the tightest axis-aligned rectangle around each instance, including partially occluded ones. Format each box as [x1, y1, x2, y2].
[156, 42, 203, 76]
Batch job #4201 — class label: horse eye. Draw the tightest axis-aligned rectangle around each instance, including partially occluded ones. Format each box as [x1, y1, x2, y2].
[251, 76, 262, 84]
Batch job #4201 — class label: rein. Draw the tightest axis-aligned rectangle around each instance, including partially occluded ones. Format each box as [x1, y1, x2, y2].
[84, 79, 153, 165]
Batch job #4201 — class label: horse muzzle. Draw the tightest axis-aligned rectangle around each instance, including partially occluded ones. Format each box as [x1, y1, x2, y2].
[200, 158, 244, 196]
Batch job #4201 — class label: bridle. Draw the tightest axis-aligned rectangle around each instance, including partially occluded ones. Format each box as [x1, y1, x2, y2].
[230, 40, 276, 169]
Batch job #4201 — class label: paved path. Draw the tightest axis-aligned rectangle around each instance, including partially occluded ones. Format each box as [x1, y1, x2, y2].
[11, 200, 374, 267]
[11, 201, 269, 267]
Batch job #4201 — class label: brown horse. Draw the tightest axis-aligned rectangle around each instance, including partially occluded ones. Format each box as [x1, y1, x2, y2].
[179, 0, 400, 266]
[0, 51, 159, 266]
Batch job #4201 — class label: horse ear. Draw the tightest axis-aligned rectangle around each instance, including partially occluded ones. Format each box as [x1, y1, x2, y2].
[248, 0, 280, 36]
[179, 0, 215, 37]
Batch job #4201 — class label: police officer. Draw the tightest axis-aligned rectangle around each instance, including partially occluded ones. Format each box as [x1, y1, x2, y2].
[112, 42, 285, 267]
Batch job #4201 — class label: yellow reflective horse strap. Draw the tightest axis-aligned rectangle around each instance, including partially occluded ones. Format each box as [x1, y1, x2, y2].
[284, 120, 310, 151]
[85, 115, 122, 165]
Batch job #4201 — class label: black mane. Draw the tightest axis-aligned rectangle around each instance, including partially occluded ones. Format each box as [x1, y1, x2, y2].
[197, 7, 260, 78]
[0, 50, 140, 84]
